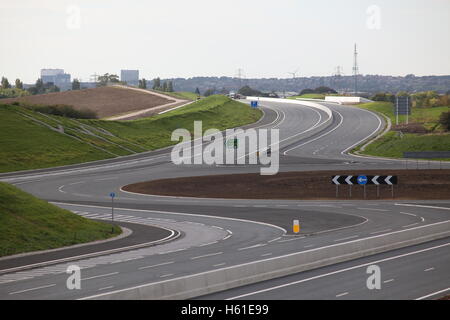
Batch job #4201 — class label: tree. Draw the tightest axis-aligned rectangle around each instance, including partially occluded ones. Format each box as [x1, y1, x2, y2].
[15, 79, 23, 89]
[203, 88, 215, 97]
[238, 85, 262, 96]
[152, 77, 161, 90]
[314, 86, 337, 94]
[139, 78, 147, 89]
[195, 87, 200, 95]
[1, 77, 11, 89]
[72, 79, 81, 90]
[439, 111, 450, 131]
[162, 81, 168, 92]
[167, 81, 173, 92]
[97, 73, 120, 86]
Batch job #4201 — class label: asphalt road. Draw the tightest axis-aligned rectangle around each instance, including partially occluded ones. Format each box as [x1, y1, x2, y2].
[0, 98, 449, 300]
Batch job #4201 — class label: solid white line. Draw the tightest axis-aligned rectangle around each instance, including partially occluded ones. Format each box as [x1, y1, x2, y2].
[333, 235, 359, 242]
[336, 292, 349, 298]
[424, 267, 435, 272]
[9, 284, 56, 295]
[268, 237, 282, 243]
[283, 108, 340, 155]
[190, 252, 223, 260]
[395, 204, 450, 211]
[82, 272, 118, 281]
[226, 242, 450, 300]
[416, 287, 450, 300]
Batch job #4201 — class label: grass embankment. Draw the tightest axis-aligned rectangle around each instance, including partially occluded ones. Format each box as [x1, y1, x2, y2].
[354, 102, 450, 159]
[0, 95, 262, 172]
[0, 182, 121, 257]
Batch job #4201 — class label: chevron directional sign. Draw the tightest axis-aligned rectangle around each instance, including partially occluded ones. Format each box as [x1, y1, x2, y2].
[331, 175, 397, 185]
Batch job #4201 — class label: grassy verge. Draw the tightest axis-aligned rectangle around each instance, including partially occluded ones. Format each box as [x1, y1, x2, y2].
[354, 102, 450, 159]
[288, 93, 326, 100]
[0, 95, 262, 172]
[0, 182, 121, 257]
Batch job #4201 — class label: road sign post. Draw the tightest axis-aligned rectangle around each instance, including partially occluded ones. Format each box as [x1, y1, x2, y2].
[110, 192, 115, 232]
[331, 175, 397, 199]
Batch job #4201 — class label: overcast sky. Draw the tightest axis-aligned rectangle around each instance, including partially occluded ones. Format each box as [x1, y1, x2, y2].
[1, 0, 449, 83]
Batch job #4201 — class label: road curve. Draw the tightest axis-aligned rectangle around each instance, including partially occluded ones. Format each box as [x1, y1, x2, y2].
[1, 98, 449, 300]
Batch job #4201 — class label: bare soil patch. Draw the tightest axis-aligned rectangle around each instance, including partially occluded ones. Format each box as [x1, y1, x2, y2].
[2, 86, 175, 118]
[123, 169, 450, 200]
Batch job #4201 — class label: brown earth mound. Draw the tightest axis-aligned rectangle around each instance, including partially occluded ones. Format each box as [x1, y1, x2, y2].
[123, 169, 450, 200]
[2, 86, 175, 118]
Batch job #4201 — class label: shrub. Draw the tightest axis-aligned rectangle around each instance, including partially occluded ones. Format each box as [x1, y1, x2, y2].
[439, 111, 450, 131]
[28, 104, 97, 119]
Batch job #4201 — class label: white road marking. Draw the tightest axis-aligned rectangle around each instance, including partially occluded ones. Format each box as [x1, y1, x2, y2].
[334, 235, 359, 242]
[399, 212, 417, 217]
[138, 261, 174, 270]
[238, 244, 266, 251]
[424, 267, 435, 272]
[197, 241, 218, 247]
[58, 185, 66, 193]
[268, 237, 282, 243]
[395, 204, 450, 211]
[98, 286, 114, 291]
[383, 279, 394, 283]
[9, 284, 56, 295]
[303, 244, 315, 248]
[416, 287, 450, 300]
[278, 237, 305, 243]
[82, 272, 118, 281]
[261, 253, 273, 257]
[222, 234, 232, 241]
[356, 208, 389, 212]
[226, 242, 450, 300]
[191, 252, 223, 260]
[160, 274, 174, 278]
[213, 263, 226, 267]
[336, 292, 349, 298]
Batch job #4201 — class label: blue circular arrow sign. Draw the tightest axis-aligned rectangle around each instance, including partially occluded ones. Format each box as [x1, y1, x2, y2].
[109, 192, 116, 198]
[357, 175, 368, 185]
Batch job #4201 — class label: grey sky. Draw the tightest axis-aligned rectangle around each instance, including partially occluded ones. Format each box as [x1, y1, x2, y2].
[1, 0, 449, 83]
